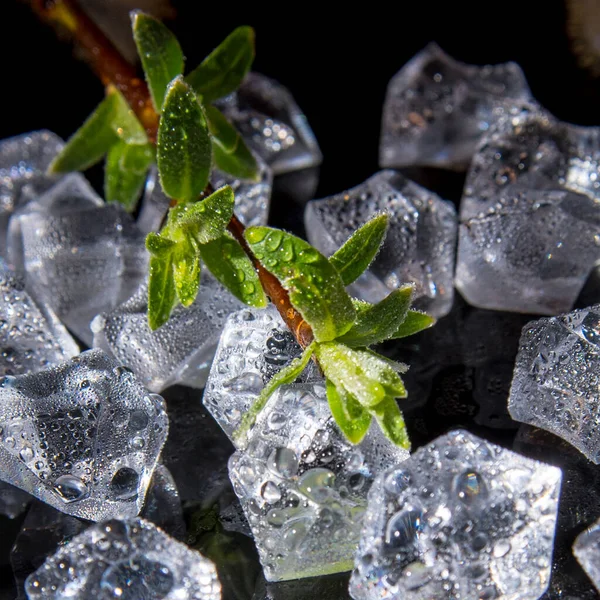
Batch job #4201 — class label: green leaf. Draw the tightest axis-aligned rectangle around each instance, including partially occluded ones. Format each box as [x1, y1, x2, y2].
[245, 227, 356, 342]
[168, 185, 234, 244]
[233, 342, 316, 447]
[390, 310, 436, 339]
[206, 105, 260, 180]
[146, 232, 176, 256]
[315, 342, 406, 408]
[337, 285, 414, 347]
[148, 254, 177, 330]
[104, 141, 154, 211]
[371, 397, 410, 450]
[200, 233, 267, 307]
[111, 86, 149, 145]
[131, 11, 184, 112]
[49, 93, 119, 173]
[172, 235, 201, 307]
[329, 214, 388, 285]
[326, 380, 372, 444]
[186, 26, 255, 103]
[157, 76, 212, 202]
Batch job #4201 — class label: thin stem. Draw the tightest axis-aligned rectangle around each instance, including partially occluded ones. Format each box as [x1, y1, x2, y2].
[29, 0, 314, 349]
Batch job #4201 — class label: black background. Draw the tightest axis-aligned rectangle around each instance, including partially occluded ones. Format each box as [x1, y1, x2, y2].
[3, 0, 600, 198]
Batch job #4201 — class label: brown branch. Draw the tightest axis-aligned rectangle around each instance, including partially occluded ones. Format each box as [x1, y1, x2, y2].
[29, 0, 314, 349]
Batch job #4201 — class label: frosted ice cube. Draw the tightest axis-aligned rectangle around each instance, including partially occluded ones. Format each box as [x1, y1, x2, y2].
[92, 272, 243, 392]
[508, 305, 600, 463]
[456, 106, 600, 314]
[305, 170, 457, 317]
[16, 202, 147, 345]
[379, 43, 531, 170]
[350, 429, 561, 600]
[217, 72, 322, 175]
[0, 131, 64, 257]
[0, 349, 168, 520]
[573, 518, 600, 593]
[0, 264, 78, 376]
[25, 517, 221, 599]
[229, 382, 410, 582]
[203, 305, 319, 442]
[137, 158, 272, 235]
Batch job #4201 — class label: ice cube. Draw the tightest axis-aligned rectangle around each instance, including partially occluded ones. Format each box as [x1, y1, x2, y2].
[508, 305, 600, 463]
[229, 382, 410, 582]
[217, 72, 322, 175]
[15, 202, 147, 345]
[24, 517, 221, 599]
[350, 429, 561, 600]
[253, 572, 351, 599]
[137, 158, 273, 235]
[456, 106, 600, 314]
[0, 131, 64, 257]
[573, 518, 600, 593]
[379, 43, 531, 170]
[92, 272, 244, 392]
[305, 170, 457, 317]
[0, 349, 168, 521]
[0, 263, 78, 376]
[203, 305, 320, 442]
[0, 481, 30, 520]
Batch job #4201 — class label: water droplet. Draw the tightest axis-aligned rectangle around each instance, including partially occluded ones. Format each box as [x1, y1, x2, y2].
[267, 448, 298, 478]
[283, 519, 309, 551]
[385, 508, 424, 548]
[223, 372, 263, 393]
[582, 312, 600, 346]
[54, 474, 89, 503]
[493, 540, 511, 557]
[297, 468, 335, 502]
[453, 470, 488, 506]
[384, 469, 411, 495]
[19, 446, 34, 462]
[128, 410, 149, 431]
[267, 412, 286, 431]
[110, 467, 139, 501]
[261, 481, 282, 503]
[100, 556, 174, 599]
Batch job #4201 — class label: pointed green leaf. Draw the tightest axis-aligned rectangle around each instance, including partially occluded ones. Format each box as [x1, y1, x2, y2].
[338, 285, 414, 347]
[233, 341, 316, 447]
[245, 227, 356, 342]
[168, 185, 234, 244]
[157, 77, 212, 202]
[49, 94, 119, 173]
[131, 11, 184, 112]
[329, 214, 388, 285]
[390, 310, 436, 339]
[146, 232, 176, 257]
[172, 235, 201, 307]
[104, 141, 154, 211]
[111, 86, 149, 144]
[206, 105, 260, 180]
[370, 397, 410, 450]
[326, 380, 372, 445]
[186, 26, 255, 103]
[200, 233, 267, 307]
[148, 254, 177, 330]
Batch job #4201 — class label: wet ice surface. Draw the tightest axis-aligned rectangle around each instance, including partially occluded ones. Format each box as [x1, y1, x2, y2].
[0, 349, 167, 521]
[573, 519, 600, 593]
[217, 72, 322, 175]
[380, 43, 531, 170]
[456, 106, 600, 314]
[304, 170, 457, 317]
[137, 160, 273, 235]
[25, 517, 221, 600]
[0, 131, 64, 258]
[253, 572, 351, 599]
[508, 304, 600, 464]
[93, 272, 243, 392]
[203, 305, 319, 442]
[350, 429, 561, 600]
[229, 382, 410, 582]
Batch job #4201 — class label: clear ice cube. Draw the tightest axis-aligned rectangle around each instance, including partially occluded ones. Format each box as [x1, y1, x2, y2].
[508, 305, 600, 463]
[137, 159, 273, 235]
[0, 349, 168, 520]
[0, 131, 64, 257]
[0, 263, 78, 376]
[92, 272, 244, 392]
[379, 43, 531, 170]
[573, 518, 600, 593]
[456, 106, 600, 314]
[25, 517, 221, 600]
[350, 429, 561, 600]
[16, 202, 147, 345]
[304, 170, 457, 317]
[217, 72, 322, 175]
[229, 382, 410, 582]
[203, 305, 320, 442]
